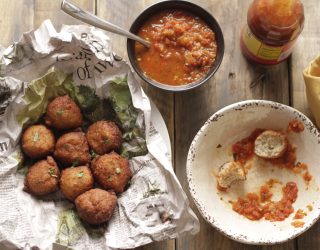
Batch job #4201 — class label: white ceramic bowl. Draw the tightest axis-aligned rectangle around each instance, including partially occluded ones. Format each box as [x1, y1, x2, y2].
[187, 100, 320, 244]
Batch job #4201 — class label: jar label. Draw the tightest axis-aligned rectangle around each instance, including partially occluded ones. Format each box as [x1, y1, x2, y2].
[241, 25, 295, 64]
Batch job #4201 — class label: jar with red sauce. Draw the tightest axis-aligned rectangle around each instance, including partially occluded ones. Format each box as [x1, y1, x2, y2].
[240, 0, 304, 65]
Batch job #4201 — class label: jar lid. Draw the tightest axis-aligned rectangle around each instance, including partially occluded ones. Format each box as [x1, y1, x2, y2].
[248, 0, 304, 45]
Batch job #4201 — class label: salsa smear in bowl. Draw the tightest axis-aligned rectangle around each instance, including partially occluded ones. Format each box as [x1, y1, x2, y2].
[127, 1, 224, 91]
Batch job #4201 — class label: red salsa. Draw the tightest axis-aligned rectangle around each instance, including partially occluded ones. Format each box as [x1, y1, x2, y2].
[232, 181, 298, 221]
[268, 143, 297, 169]
[287, 119, 304, 133]
[294, 209, 306, 219]
[232, 129, 264, 164]
[293, 162, 312, 184]
[223, 121, 311, 223]
[259, 184, 273, 203]
[135, 10, 217, 85]
[231, 124, 311, 181]
[232, 193, 264, 220]
[264, 182, 298, 222]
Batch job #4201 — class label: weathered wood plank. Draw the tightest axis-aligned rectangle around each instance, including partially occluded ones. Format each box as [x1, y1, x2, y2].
[2, 1, 318, 250]
[174, 1, 294, 250]
[34, 0, 95, 30]
[291, 1, 320, 249]
[97, 0, 175, 155]
[0, 0, 34, 47]
[290, 0, 320, 120]
[97, 1, 175, 250]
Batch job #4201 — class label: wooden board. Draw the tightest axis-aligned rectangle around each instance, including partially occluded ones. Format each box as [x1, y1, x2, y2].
[291, 1, 320, 249]
[0, 0, 34, 47]
[174, 0, 294, 250]
[1, 0, 319, 249]
[290, 0, 320, 119]
[34, 0, 94, 29]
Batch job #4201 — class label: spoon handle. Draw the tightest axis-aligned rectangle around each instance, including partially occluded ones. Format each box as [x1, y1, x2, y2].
[61, 0, 151, 47]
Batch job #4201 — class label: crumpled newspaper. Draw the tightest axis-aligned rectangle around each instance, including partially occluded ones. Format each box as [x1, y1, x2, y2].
[303, 55, 320, 127]
[0, 20, 199, 250]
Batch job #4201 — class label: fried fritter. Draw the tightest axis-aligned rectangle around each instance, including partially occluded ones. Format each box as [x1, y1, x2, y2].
[21, 124, 55, 159]
[45, 95, 83, 130]
[217, 161, 246, 189]
[86, 121, 122, 155]
[75, 188, 117, 225]
[54, 132, 90, 166]
[24, 156, 60, 196]
[91, 152, 132, 193]
[60, 166, 94, 201]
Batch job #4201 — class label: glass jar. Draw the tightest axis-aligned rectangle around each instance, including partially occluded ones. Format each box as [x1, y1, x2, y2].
[240, 0, 304, 65]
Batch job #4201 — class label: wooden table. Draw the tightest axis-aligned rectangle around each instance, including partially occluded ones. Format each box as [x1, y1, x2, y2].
[1, 0, 319, 249]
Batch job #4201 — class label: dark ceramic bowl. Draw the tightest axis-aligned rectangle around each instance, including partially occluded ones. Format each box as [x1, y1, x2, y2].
[127, 0, 225, 92]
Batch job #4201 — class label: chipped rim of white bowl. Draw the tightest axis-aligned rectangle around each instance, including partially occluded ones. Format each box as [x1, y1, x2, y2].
[186, 99, 320, 245]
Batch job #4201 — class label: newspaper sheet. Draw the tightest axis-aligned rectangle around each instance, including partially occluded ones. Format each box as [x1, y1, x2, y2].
[0, 20, 199, 250]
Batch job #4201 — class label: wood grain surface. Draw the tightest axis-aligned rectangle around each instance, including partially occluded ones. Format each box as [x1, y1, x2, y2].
[0, 0, 34, 47]
[292, 1, 320, 249]
[174, 1, 292, 250]
[0, 0, 319, 250]
[97, 0, 175, 158]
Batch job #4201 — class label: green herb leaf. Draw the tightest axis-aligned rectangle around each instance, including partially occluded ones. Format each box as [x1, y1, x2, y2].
[63, 144, 70, 150]
[104, 138, 110, 145]
[108, 77, 148, 159]
[83, 99, 115, 123]
[71, 85, 100, 112]
[77, 171, 84, 178]
[107, 175, 113, 181]
[90, 149, 99, 159]
[33, 131, 39, 142]
[71, 158, 80, 167]
[115, 167, 122, 174]
[143, 181, 167, 198]
[56, 109, 64, 116]
[48, 168, 58, 178]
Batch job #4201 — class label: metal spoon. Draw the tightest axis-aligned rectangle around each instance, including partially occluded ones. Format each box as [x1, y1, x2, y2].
[61, 0, 151, 48]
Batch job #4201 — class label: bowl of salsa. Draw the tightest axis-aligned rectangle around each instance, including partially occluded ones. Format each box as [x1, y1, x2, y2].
[127, 0, 224, 91]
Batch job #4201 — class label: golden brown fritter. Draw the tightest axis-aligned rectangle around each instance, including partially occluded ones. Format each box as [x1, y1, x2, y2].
[86, 121, 122, 155]
[21, 124, 55, 159]
[45, 95, 83, 130]
[24, 156, 60, 196]
[60, 166, 94, 201]
[54, 132, 90, 166]
[91, 152, 132, 193]
[75, 188, 117, 225]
